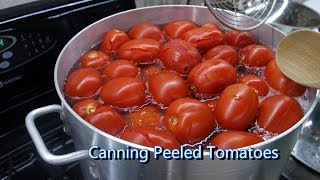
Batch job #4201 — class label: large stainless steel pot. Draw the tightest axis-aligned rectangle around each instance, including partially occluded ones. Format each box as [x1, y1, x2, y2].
[25, 5, 319, 180]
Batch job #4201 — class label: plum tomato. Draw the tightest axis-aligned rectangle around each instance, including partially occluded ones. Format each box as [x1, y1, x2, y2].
[237, 75, 269, 96]
[84, 106, 126, 135]
[182, 27, 225, 53]
[188, 59, 237, 96]
[163, 98, 216, 144]
[204, 45, 239, 67]
[79, 51, 111, 69]
[141, 64, 162, 80]
[126, 105, 162, 128]
[210, 131, 264, 149]
[202, 22, 221, 31]
[257, 94, 304, 134]
[148, 71, 189, 106]
[265, 60, 306, 96]
[205, 99, 218, 112]
[128, 22, 165, 43]
[99, 77, 146, 108]
[163, 20, 198, 39]
[99, 29, 130, 56]
[225, 30, 255, 48]
[118, 39, 160, 64]
[215, 84, 259, 130]
[119, 127, 180, 150]
[72, 99, 101, 118]
[65, 68, 103, 98]
[158, 39, 202, 75]
[103, 59, 139, 80]
[240, 44, 275, 67]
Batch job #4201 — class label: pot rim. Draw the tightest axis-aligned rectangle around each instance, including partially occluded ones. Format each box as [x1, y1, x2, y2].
[54, 5, 320, 153]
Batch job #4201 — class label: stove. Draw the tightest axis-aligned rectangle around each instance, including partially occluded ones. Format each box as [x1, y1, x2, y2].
[0, 0, 319, 180]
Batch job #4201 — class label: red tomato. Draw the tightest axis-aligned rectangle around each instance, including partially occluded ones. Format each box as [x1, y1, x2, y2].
[79, 51, 111, 69]
[202, 22, 221, 31]
[215, 84, 259, 130]
[257, 94, 304, 134]
[237, 75, 269, 96]
[119, 127, 180, 150]
[225, 30, 255, 48]
[84, 106, 126, 136]
[210, 131, 264, 149]
[148, 71, 189, 106]
[99, 29, 130, 56]
[72, 99, 101, 118]
[163, 98, 215, 144]
[203, 45, 239, 67]
[104, 59, 139, 80]
[205, 99, 218, 112]
[126, 105, 162, 128]
[158, 39, 202, 75]
[163, 20, 198, 39]
[182, 27, 225, 53]
[65, 68, 103, 98]
[118, 39, 160, 64]
[141, 64, 162, 80]
[240, 44, 275, 67]
[128, 22, 165, 43]
[265, 60, 306, 96]
[99, 77, 146, 108]
[188, 59, 237, 96]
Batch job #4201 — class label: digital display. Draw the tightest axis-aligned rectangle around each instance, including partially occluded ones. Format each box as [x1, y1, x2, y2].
[0, 36, 16, 53]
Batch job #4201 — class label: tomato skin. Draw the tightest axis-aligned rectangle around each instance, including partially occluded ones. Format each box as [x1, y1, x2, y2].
[202, 22, 221, 31]
[72, 99, 101, 118]
[118, 39, 161, 64]
[119, 127, 180, 150]
[237, 75, 269, 96]
[84, 106, 126, 136]
[80, 51, 111, 69]
[104, 59, 139, 80]
[210, 131, 264, 149]
[182, 27, 225, 53]
[141, 64, 162, 80]
[265, 60, 306, 96]
[205, 99, 218, 112]
[65, 68, 103, 98]
[163, 20, 198, 39]
[158, 39, 202, 75]
[99, 77, 146, 108]
[188, 59, 237, 95]
[128, 22, 165, 43]
[215, 84, 259, 130]
[99, 29, 130, 56]
[163, 98, 215, 144]
[257, 94, 304, 134]
[240, 44, 275, 67]
[126, 105, 163, 128]
[204, 45, 239, 67]
[225, 30, 255, 48]
[149, 71, 189, 106]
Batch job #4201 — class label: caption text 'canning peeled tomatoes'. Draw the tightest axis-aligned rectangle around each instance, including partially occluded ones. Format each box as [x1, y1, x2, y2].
[99, 77, 146, 108]
[99, 29, 130, 56]
[128, 22, 165, 43]
[257, 94, 304, 134]
[65, 68, 103, 98]
[210, 131, 264, 149]
[237, 75, 269, 96]
[188, 59, 237, 96]
[240, 44, 275, 67]
[164, 20, 198, 39]
[104, 59, 139, 80]
[204, 45, 239, 67]
[225, 30, 255, 48]
[215, 84, 259, 130]
[126, 105, 163, 128]
[72, 99, 101, 118]
[265, 60, 306, 96]
[159, 39, 202, 75]
[118, 38, 160, 64]
[84, 106, 126, 136]
[149, 71, 189, 106]
[79, 51, 111, 69]
[164, 98, 215, 144]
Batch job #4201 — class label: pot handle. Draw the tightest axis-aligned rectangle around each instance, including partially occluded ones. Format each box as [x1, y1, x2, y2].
[25, 104, 88, 165]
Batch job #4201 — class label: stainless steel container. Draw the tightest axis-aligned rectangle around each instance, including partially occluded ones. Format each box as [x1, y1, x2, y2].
[25, 5, 319, 180]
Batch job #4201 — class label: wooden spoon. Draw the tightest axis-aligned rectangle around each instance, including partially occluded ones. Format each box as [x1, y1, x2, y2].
[276, 29, 320, 89]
